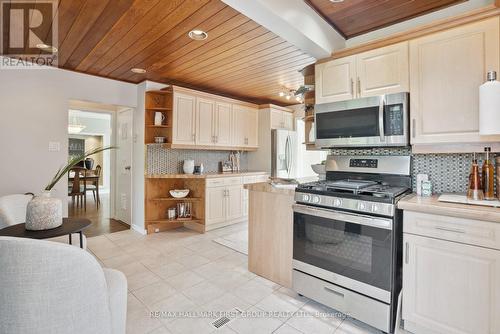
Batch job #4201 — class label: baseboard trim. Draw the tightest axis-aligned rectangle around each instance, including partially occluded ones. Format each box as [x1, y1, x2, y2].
[131, 224, 147, 235]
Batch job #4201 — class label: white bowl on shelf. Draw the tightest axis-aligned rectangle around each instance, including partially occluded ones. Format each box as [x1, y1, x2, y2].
[169, 189, 190, 198]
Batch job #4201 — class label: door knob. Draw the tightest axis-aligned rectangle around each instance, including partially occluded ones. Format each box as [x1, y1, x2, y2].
[124, 166, 131, 171]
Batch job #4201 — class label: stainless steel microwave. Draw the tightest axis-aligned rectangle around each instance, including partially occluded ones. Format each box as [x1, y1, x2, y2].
[315, 92, 409, 148]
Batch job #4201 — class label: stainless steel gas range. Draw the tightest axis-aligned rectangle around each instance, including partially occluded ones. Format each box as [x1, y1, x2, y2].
[292, 155, 411, 333]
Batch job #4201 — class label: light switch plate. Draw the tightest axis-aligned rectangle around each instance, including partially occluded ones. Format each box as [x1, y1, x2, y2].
[48, 141, 60, 152]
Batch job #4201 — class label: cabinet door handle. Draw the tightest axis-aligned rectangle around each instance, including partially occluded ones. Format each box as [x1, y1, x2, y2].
[435, 226, 466, 234]
[412, 119, 416, 138]
[405, 242, 409, 264]
[357, 77, 361, 96]
[192, 134, 196, 141]
[324, 286, 344, 298]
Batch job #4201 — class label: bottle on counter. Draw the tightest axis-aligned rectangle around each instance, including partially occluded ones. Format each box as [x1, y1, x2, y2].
[482, 147, 495, 200]
[467, 153, 484, 201]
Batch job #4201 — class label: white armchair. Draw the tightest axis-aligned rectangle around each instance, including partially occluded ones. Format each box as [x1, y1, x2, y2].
[0, 194, 87, 249]
[0, 237, 127, 334]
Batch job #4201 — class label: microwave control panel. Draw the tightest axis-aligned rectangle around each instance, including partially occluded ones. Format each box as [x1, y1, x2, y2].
[384, 104, 404, 136]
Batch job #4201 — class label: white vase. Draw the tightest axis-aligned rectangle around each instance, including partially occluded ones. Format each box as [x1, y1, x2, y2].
[25, 191, 63, 230]
[183, 160, 195, 174]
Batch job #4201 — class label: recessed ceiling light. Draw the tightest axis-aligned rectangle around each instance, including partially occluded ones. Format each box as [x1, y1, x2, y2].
[131, 68, 147, 74]
[36, 43, 58, 53]
[329, 0, 344, 2]
[188, 30, 208, 41]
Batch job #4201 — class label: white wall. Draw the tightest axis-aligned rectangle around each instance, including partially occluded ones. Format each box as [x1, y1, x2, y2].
[0, 65, 137, 217]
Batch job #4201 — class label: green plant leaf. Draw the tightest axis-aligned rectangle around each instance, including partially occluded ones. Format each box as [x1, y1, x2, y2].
[45, 146, 117, 191]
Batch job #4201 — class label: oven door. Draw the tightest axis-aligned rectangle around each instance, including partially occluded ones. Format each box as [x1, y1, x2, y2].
[314, 92, 408, 148]
[293, 204, 394, 303]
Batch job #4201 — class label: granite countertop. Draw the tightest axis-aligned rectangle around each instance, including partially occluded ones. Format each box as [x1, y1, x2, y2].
[398, 194, 500, 223]
[244, 182, 296, 196]
[145, 171, 268, 179]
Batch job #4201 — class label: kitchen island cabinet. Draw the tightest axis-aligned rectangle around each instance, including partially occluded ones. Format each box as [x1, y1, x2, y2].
[245, 182, 295, 288]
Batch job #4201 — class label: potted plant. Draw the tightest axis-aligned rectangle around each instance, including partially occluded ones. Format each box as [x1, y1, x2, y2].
[25, 146, 116, 231]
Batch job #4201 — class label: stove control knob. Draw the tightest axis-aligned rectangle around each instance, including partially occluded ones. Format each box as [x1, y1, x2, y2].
[372, 205, 379, 213]
[358, 202, 366, 211]
[312, 196, 320, 204]
[333, 199, 342, 207]
[303, 194, 310, 202]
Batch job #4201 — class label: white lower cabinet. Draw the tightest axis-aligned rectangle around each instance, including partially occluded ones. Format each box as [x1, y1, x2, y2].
[402, 212, 500, 334]
[205, 175, 269, 231]
[205, 177, 245, 231]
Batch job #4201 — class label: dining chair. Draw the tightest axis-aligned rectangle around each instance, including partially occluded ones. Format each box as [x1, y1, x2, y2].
[86, 165, 101, 208]
[68, 167, 86, 211]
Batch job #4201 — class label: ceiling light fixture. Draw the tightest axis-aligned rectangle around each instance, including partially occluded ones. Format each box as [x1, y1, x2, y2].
[68, 115, 86, 134]
[329, 0, 344, 3]
[188, 30, 208, 40]
[36, 43, 58, 53]
[131, 68, 147, 74]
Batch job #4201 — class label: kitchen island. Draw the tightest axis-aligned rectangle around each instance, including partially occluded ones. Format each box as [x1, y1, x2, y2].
[244, 182, 295, 288]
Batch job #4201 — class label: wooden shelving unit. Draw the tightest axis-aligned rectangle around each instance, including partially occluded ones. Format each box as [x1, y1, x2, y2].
[300, 64, 320, 151]
[145, 88, 173, 144]
[145, 177, 206, 234]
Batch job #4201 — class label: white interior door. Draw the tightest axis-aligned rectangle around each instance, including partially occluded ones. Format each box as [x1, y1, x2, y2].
[115, 108, 133, 225]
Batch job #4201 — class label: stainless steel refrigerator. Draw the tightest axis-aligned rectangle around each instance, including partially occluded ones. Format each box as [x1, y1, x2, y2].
[271, 129, 298, 179]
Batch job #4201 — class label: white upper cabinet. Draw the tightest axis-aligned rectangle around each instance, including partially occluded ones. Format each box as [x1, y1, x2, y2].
[271, 109, 284, 129]
[356, 42, 409, 97]
[172, 92, 196, 145]
[316, 55, 356, 104]
[232, 105, 248, 147]
[409, 17, 500, 145]
[316, 43, 409, 104]
[270, 108, 294, 130]
[246, 107, 259, 147]
[215, 101, 232, 146]
[171, 87, 258, 150]
[232, 105, 258, 148]
[195, 97, 216, 146]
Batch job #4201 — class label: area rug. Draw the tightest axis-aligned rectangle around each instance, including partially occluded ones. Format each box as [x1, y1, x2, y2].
[213, 230, 248, 255]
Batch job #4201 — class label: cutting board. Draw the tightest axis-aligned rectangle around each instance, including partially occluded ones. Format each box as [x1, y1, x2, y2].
[438, 193, 500, 208]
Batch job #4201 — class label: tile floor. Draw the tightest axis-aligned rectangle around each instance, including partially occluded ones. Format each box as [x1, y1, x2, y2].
[87, 222, 385, 334]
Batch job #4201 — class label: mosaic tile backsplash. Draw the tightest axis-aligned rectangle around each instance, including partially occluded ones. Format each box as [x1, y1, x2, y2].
[330, 147, 498, 193]
[147, 144, 497, 194]
[147, 144, 248, 174]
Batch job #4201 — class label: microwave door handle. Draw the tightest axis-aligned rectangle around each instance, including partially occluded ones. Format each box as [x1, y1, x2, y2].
[379, 95, 385, 142]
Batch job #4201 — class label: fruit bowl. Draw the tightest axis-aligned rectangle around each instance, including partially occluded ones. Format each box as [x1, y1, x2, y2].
[169, 189, 190, 198]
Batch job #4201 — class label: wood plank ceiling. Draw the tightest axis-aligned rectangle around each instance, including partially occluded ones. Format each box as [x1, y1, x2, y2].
[304, 0, 467, 38]
[2, 0, 316, 105]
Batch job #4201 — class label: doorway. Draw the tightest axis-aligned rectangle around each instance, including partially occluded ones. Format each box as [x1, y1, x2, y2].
[67, 101, 133, 237]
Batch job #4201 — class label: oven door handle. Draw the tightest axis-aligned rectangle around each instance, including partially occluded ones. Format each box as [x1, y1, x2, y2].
[293, 204, 393, 230]
[378, 94, 385, 142]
